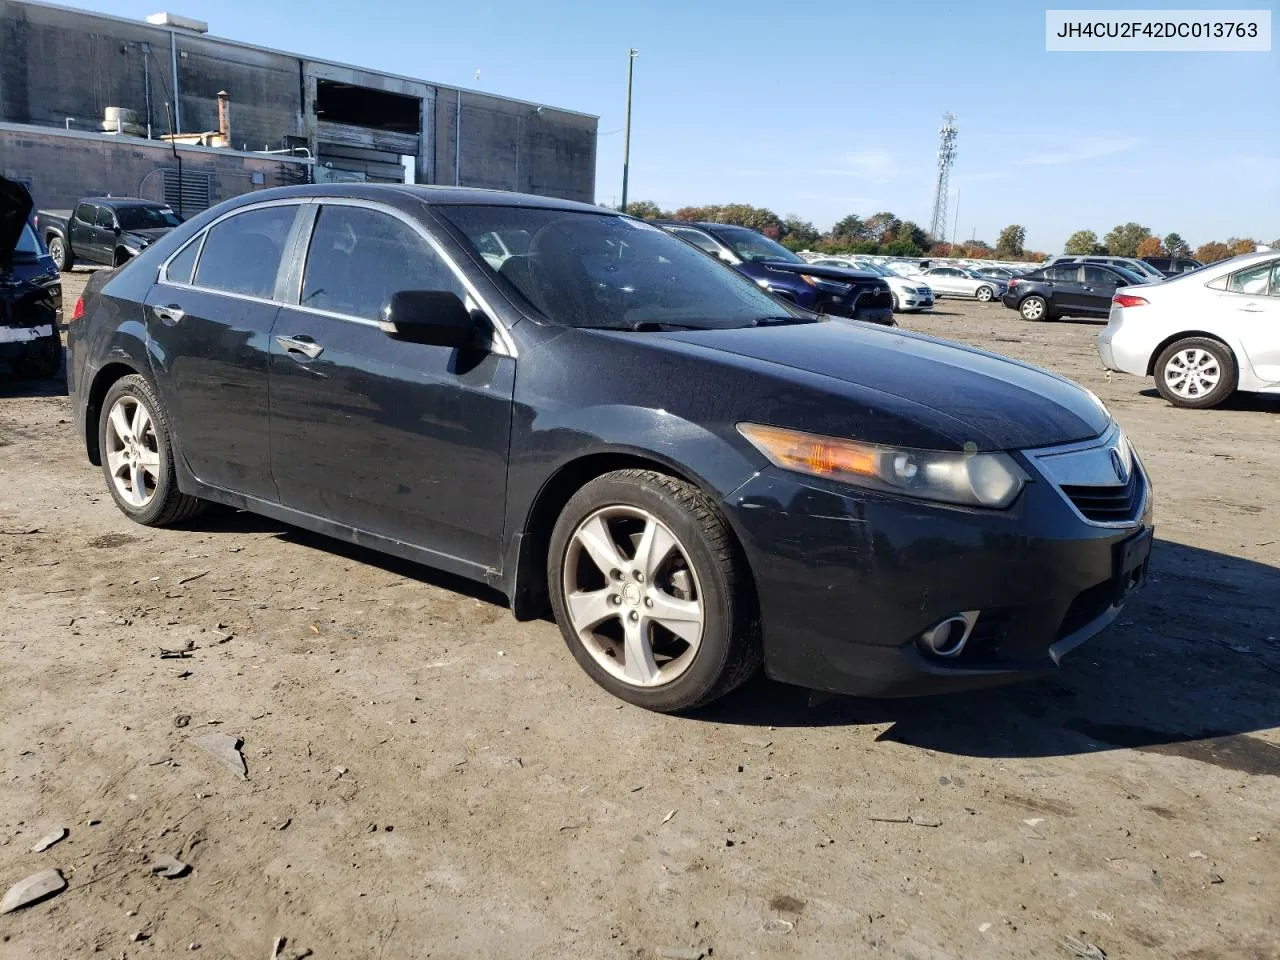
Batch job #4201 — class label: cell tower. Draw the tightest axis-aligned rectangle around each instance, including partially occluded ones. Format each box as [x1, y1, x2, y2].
[929, 113, 958, 244]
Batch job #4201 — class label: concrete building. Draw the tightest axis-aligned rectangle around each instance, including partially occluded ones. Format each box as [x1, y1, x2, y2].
[0, 0, 597, 213]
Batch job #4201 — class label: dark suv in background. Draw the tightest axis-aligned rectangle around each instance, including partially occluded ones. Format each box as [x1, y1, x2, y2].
[1141, 255, 1203, 277]
[655, 220, 895, 325]
[1002, 262, 1146, 322]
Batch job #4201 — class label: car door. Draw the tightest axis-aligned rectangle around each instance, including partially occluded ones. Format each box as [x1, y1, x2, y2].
[1045, 265, 1088, 313]
[268, 201, 515, 568]
[1080, 266, 1123, 316]
[926, 268, 963, 295]
[69, 203, 97, 262]
[146, 201, 303, 501]
[1222, 258, 1280, 383]
[93, 205, 119, 264]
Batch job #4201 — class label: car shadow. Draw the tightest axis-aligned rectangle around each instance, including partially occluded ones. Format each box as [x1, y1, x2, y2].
[183, 506, 507, 607]
[695, 538, 1280, 774]
[1137, 387, 1280, 413]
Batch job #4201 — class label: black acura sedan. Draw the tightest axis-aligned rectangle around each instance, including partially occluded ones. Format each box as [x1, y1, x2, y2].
[67, 185, 1153, 712]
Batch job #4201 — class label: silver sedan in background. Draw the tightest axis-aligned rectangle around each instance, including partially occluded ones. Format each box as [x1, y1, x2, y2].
[921, 266, 1009, 302]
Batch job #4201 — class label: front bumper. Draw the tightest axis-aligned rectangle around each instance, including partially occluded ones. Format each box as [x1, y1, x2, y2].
[724, 448, 1152, 698]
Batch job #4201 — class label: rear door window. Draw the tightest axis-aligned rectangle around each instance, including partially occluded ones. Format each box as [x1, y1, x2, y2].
[1046, 266, 1080, 283]
[193, 205, 298, 299]
[1226, 261, 1274, 296]
[95, 206, 116, 229]
[74, 203, 95, 224]
[301, 204, 463, 321]
[1083, 266, 1121, 286]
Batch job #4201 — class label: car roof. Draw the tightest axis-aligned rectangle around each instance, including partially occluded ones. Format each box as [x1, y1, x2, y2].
[212, 183, 604, 215]
[88, 196, 169, 208]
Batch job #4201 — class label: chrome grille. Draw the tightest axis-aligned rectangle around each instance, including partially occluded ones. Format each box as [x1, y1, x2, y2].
[1025, 422, 1147, 527]
[1061, 470, 1145, 523]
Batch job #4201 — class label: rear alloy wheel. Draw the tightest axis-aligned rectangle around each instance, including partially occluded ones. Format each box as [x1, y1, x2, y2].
[48, 236, 70, 273]
[1019, 296, 1047, 321]
[99, 374, 207, 526]
[1154, 337, 1237, 409]
[975, 285, 994, 302]
[548, 469, 760, 712]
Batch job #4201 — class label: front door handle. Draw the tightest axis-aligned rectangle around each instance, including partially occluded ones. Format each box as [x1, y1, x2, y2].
[153, 304, 185, 325]
[276, 335, 324, 360]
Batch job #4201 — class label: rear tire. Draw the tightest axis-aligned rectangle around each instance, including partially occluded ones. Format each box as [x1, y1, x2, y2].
[48, 236, 71, 273]
[975, 285, 994, 302]
[1154, 337, 1237, 409]
[1019, 295, 1047, 321]
[547, 469, 761, 712]
[98, 374, 207, 526]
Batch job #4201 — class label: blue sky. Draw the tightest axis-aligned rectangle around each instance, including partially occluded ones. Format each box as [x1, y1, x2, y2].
[73, 0, 1278, 251]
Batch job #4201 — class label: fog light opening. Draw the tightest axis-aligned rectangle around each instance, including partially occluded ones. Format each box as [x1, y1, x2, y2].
[918, 611, 980, 658]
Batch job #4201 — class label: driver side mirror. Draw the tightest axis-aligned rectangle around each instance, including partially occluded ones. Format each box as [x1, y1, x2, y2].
[379, 290, 477, 348]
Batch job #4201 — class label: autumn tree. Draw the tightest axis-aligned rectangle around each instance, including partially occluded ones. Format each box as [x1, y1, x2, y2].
[1135, 235, 1165, 258]
[1064, 230, 1103, 255]
[995, 224, 1026, 260]
[863, 212, 902, 244]
[780, 215, 819, 247]
[894, 221, 930, 252]
[830, 214, 868, 242]
[1194, 241, 1232, 263]
[671, 203, 782, 235]
[622, 200, 665, 219]
[928, 242, 954, 257]
[1025, 251, 1049, 263]
[1226, 237, 1259, 255]
[1102, 223, 1153, 258]
[1163, 232, 1189, 258]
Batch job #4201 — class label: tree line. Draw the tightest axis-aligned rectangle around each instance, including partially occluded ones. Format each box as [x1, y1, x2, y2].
[620, 202, 1273, 265]
[620, 201, 1042, 260]
[1062, 223, 1273, 264]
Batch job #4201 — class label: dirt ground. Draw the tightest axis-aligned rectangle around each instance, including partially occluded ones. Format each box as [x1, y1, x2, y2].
[2, 272, 1278, 960]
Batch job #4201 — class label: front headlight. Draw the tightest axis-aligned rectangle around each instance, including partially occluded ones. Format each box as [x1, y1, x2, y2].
[738, 423, 1027, 509]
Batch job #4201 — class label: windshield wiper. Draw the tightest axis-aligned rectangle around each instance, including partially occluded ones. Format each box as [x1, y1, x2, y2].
[748, 315, 817, 327]
[628, 321, 704, 331]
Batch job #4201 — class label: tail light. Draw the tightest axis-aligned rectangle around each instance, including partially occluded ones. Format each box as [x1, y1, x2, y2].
[69, 296, 85, 322]
[1113, 294, 1148, 308]
[1007, 278, 1020, 289]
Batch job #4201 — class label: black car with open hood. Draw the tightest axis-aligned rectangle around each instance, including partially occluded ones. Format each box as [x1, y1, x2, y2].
[1, 177, 62, 380]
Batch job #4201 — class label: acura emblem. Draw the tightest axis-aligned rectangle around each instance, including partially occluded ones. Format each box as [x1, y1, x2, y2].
[1110, 447, 1129, 483]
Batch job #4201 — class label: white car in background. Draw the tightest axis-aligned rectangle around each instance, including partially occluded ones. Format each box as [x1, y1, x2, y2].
[806, 257, 934, 312]
[920, 266, 1008, 302]
[1098, 251, 1280, 408]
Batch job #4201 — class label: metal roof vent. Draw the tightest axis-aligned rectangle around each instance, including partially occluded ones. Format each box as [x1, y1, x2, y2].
[145, 12, 209, 33]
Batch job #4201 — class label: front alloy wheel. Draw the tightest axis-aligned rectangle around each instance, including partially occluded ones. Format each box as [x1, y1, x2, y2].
[548, 469, 760, 712]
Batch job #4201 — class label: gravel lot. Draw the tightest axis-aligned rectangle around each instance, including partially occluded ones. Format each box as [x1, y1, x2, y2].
[2, 272, 1278, 960]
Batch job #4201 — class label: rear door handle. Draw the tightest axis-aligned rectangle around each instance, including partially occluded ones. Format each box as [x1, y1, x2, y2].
[1239, 303, 1264, 313]
[153, 304, 185, 325]
[276, 335, 324, 360]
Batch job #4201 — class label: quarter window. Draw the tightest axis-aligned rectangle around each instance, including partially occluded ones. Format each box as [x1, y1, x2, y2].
[1226, 261, 1274, 296]
[193, 205, 297, 299]
[165, 238, 201, 285]
[301, 205, 464, 321]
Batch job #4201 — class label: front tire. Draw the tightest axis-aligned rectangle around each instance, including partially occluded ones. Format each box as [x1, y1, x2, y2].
[98, 374, 207, 526]
[891, 293, 900, 312]
[48, 236, 71, 273]
[1154, 337, 1237, 409]
[975, 285, 994, 302]
[1019, 295, 1047, 321]
[547, 469, 761, 712]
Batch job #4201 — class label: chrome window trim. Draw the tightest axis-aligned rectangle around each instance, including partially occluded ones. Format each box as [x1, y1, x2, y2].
[1023, 421, 1148, 529]
[158, 198, 304, 292]
[304, 197, 517, 357]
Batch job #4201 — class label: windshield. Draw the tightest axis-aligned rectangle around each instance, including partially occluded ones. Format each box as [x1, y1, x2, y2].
[439, 206, 808, 331]
[1127, 260, 1165, 279]
[14, 222, 41, 257]
[710, 226, 805, 264]
[115, 205, 182, 231]
[852, 261, 891, 277]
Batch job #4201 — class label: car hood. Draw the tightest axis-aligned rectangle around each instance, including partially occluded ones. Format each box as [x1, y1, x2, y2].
[659, 320, 1108, 451]
[0, 176, 34, 267]
[123, 227, 174, 245]
[758, 259, 880, 283]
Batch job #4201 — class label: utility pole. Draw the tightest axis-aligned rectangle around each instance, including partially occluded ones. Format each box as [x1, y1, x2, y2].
[951, 186, 960, 246]
[929, 112, 958, 244]
[620, 48, 638, 214]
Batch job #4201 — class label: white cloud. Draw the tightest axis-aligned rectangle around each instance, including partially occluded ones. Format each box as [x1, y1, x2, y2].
[1021, 137, 1142, 166]
[818, 149, 899, 182]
